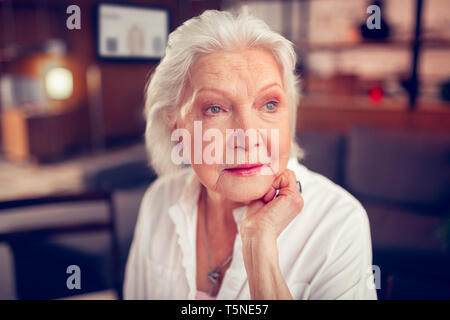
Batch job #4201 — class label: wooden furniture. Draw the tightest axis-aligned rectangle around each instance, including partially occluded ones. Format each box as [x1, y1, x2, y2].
[297, 95, 450, 134]
[1, 107, 88, 163]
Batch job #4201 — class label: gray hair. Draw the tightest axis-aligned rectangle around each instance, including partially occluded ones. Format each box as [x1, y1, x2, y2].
[144, 8, 304, 176]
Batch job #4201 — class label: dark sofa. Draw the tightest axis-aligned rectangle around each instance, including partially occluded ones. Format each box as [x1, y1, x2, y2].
[297, 125, 450, 299]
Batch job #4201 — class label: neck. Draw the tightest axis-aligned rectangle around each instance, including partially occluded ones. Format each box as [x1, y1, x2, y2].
[201, 185, 246, 234]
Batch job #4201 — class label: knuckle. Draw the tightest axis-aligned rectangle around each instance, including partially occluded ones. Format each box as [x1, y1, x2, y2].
[287, 169, 296, 179]
[291, 194, 304, 212]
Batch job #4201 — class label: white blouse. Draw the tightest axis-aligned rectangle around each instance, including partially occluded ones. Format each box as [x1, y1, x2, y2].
[123, 157, 378, 300]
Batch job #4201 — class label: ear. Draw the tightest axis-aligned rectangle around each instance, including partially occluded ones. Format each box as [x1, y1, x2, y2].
[165, 110, 177, 132]
[166, 112, 184, 145]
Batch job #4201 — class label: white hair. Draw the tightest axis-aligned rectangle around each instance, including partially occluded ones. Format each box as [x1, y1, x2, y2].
[144, 8, 304, 176]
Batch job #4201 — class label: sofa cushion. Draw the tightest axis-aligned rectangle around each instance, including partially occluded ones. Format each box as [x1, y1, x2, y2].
[362, 200, 444, 251]
[83, 161, 156, 191]
[345, 125, 450, 210]
[373, 248, 450, 299]
[296, 131, 345, 184]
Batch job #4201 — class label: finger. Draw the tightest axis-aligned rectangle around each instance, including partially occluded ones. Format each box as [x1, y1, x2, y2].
[262, 186, 277, 203]
[271, 169, 299, 197]
[261, 169, 292, 203]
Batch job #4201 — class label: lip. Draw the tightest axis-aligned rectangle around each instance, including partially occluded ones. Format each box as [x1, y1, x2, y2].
[224, 163, 263, 177]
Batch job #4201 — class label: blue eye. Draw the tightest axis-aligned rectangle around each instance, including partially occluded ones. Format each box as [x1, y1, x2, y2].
[205, 105, 222, 115]
[262, 101, 277, 111]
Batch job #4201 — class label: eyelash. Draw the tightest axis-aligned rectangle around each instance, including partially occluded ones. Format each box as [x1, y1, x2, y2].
[203, 100, 280, 116]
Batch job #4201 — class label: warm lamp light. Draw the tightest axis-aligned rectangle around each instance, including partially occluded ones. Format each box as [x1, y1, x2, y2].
[45, 67, 73, 99]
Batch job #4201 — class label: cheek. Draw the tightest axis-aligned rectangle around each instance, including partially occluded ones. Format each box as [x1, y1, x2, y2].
[267, 125, 291, 156]
[279, 126, 291, 158]
[265, 124, 291, 174]
[191, 163, 222, 193]
[188, 127, 223, 190]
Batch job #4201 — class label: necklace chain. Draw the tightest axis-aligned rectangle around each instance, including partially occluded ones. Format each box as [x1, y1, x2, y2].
[202, 186, 233, 296]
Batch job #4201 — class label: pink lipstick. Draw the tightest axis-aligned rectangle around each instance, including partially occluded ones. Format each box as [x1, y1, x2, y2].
[224, 163, 263, 177]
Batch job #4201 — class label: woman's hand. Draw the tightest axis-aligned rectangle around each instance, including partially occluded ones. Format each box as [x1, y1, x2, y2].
[240, 169, 304, 243]
[239, 169, 304, 299]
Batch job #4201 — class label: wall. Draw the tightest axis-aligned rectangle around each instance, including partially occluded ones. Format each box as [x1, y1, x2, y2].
[0, 0, 220, 150]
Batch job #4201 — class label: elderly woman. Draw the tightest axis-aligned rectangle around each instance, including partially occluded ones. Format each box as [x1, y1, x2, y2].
[124, 9, 377, 300]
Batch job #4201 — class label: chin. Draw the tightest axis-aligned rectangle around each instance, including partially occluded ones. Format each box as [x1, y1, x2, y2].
[220, 174, 273, 203]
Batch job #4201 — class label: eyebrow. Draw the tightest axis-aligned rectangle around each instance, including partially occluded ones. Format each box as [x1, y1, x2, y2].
[196, 82, 283, 99]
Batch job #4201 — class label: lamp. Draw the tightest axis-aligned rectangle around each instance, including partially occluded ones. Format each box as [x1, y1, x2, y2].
[44, 67, 73, 100]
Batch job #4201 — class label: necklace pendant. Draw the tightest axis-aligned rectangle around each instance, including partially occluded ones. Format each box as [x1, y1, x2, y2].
[207, 271, 220, 285]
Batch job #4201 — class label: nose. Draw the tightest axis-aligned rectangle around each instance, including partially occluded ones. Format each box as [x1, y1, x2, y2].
[227, 107, 260, 153]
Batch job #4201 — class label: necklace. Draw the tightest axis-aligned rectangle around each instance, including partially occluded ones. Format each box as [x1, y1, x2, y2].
[201, 186, 233, 296]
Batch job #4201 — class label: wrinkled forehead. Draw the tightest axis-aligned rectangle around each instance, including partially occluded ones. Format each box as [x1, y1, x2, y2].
[177, 49, 285, 118]
[189, 48, 284, 93]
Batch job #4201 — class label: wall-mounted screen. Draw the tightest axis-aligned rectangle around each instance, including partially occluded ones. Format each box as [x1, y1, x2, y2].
[97, 2, 169, 61]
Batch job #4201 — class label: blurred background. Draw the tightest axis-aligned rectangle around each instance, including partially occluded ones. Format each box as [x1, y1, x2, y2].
[0, 0, 449, 300]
